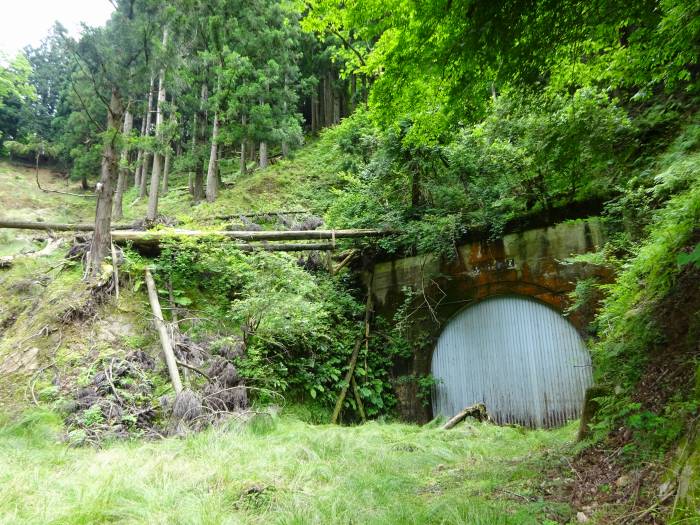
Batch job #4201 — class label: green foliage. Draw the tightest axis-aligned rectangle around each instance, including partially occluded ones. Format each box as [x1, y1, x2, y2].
[304, 0, 699, 138]
[0, 53, 35, 111]
[565, 277, 600, 317]
[143, 239, 399, 418]
[678, 243, 700, 269]
[416, 374, 441, 408]
[323, 87, 632, 253]
[80, 405, 105, 428]
[587, 134, 700, 456]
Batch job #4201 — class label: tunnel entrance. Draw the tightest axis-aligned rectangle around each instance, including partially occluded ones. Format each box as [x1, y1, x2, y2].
[431, 295, 593, 428]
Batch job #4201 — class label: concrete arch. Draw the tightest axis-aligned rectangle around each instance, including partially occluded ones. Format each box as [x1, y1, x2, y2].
[365, 218, 610, 422]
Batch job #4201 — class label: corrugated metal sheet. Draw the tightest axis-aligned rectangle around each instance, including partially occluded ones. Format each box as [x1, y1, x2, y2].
[431, 296, 593, 428]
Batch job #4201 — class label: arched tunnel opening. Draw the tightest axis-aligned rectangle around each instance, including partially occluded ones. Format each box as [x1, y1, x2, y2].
[431, 295, 593, 428]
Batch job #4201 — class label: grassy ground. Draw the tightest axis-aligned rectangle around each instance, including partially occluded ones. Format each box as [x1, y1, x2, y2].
[120, 135, 346, 227]
[0, 161, 94, 256]
[0, 410, 576, 525]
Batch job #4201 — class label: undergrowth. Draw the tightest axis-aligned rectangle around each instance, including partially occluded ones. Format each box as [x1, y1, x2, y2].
[587, 125, 700, 459]
[122, 238, 407, 420]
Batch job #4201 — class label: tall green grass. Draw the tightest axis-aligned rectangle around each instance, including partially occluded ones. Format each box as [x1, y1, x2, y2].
[0, 411, 574, 524]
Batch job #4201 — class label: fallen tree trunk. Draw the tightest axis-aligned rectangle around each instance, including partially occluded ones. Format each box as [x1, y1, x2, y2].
[442, 403, 490, 430]
[122, 240, 338, 252]
[334, 249, 358, 273]
[111, 228, 393, 244]
[0, 220, 136, 232]
[229, 243, 337, 252]
[330, 337, 363, 424]
[0, 221, 394, 241]
[145, 268, 183, 395]
[351, 375, 366, 422]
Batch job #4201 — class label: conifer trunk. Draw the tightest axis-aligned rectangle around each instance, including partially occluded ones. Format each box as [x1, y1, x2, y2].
[188, 112, 198, 197]
[133, 111, 147, 188]
[113, 107, 133, 221]
[350, 74, 357, 112]
[324, 71, 333, 127]
[88, 88, 123, 279]
[217, 145, 223, 186]
[259, 141, 268, 169]
[139, 75, 156, 198]
[281, 78, 289, 156]
[239, 115, 247, 175]
[192, 83, 208, 202]
[161, 148, 172, 194]
[161, 101, 176, 195]
[311, 90, 318, 132]
[205, 112, 219, 202]
[146, 28, 168, 221]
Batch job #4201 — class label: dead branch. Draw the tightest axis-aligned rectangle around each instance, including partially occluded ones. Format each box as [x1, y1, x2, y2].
[35, 158, 95, 198]
[442, 403, 490, 430]
[176, 360, 211, 381]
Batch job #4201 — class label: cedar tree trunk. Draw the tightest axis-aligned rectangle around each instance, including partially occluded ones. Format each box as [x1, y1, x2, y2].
[88, 88, 123, 279]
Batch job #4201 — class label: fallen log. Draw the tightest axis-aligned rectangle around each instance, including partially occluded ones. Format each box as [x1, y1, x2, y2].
[330, 337, 364, 424]
[145, 268, 183, 394]
[334, 249, 358, 273]
[129, 241, 337, 252]
[231, 243, 336, 252]
[0, 221, 394, 240]
[0, 219, 136, 232]
[111, 228, 393, 244]
[0, 222, 396, 252]
[442, 403, 490, 430]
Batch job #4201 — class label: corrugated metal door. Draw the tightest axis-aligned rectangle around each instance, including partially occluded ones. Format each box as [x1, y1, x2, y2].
[431, 296, 593, 428]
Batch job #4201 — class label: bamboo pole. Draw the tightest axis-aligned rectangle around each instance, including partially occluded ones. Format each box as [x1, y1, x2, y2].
[330, 337, 363, 424]
[145, 268, 183, 394]
[331, 273, 373, 424]
[351, 376, 366, 422]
